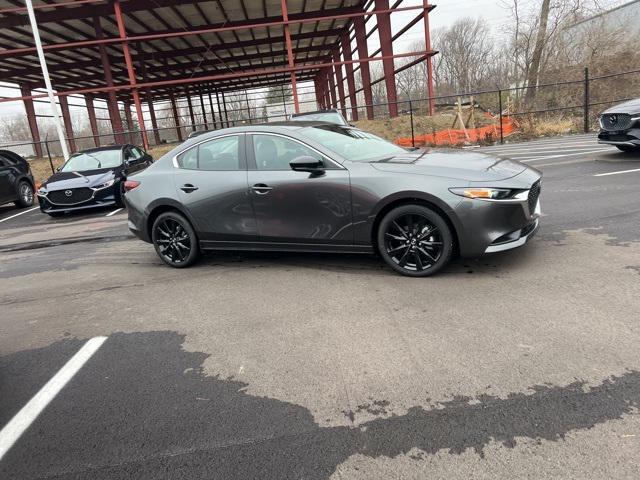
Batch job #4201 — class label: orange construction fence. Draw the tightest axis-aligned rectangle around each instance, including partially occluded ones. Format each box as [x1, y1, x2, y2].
[396, 117, 517, 147]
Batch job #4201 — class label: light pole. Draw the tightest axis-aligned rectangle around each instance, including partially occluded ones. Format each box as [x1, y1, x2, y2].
[24, 0, 70, 160]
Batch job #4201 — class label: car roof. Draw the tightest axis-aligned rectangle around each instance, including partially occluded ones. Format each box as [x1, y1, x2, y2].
[77, 145, 127, 154]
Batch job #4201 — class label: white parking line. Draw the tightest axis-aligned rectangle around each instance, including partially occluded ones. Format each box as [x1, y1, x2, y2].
[594, 168, 640, 177]
[0, 336, 108, 461]
[0, 206, 39, 224]
[520, 149, 607, 162]
[106, 208, 123, 217]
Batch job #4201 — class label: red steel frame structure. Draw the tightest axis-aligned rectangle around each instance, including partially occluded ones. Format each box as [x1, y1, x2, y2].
[0, 0, 437, 154]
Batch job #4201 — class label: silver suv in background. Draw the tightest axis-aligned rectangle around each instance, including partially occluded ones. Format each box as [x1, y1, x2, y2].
[598, 99, 640, 152]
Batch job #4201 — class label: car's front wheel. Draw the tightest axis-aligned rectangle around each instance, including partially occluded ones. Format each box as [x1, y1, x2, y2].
[152, 212, 199, 268]
[15, 181, 34, 208]
[616, 145, 640, 153]
[377, 204, 453, 277]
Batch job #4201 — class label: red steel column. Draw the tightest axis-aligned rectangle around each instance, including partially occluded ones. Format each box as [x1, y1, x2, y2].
[323, 69, 331, 109]
[423, 0, 435, 116]
[327, 67, 337, 108]
[146, 92, 161, 145]
[186, 89, 196, 131]
[332, 47, 347, 117]
[124, 101, 134, 143]
[94, 16, 125, 144]
[20, 84, 43, 157]
[208, 88, 218, 129]
[280, 0, 300, 113]
[169, 90, 183, 142]
[85, 94, 100, 147]
[198, 89, 209, 129]
[375, 0, 398, 117]
[354, 16, 374, 119]
[113, 0, 149, 150]
[58, 95, 76, 153]
[313, 77, 324, 109]
[340, 31, 358, 121]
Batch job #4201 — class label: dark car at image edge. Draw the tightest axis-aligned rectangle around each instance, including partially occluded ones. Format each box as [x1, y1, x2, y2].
[125, 122, 541, 277]
[37, 144, 152, 216]
[0, 149, 36, 210]
[598, 98, 640, 152]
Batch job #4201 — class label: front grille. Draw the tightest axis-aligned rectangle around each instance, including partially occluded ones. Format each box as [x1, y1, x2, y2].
[48, 187, 93, 205]
[600, 113, 632, 131]
[528, 181, 541, 215]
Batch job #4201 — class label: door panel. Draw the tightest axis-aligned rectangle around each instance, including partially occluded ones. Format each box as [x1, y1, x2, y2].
[246, 133, 353, 245]
[173, 134, 256, 242]
[0, 157, 14, 204]
[247, 169, 352, 244]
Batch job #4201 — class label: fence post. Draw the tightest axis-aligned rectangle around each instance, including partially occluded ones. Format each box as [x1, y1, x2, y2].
[409, 100, 415, 148]
[498, 89, 504, 144]
[44, 136, 54, 174]
[583, 66, 590, 133]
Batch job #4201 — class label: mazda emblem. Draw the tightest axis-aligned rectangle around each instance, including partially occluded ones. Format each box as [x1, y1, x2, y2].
[609, 114, 618, 125]
[65, 190, 73, 197]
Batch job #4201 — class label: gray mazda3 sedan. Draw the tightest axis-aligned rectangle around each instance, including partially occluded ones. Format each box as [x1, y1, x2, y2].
[125, 122, 541, 276]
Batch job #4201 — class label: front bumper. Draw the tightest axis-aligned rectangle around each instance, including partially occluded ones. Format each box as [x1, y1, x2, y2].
[485, 216, 539, 253]
[597, 128, 640, 147]
[37, 184, 119, 213]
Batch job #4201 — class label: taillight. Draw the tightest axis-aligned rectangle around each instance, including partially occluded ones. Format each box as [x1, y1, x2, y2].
[123, 180, 140, 192]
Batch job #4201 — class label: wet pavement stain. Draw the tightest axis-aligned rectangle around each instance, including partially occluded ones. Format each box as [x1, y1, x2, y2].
[2, 331, 639, 479]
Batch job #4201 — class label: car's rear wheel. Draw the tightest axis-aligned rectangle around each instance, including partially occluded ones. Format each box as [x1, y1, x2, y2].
[152, 212, 199, 268]
[377, 204, 453, 277]
[15, 181, 34, 208]
[616, 145, 639, 153]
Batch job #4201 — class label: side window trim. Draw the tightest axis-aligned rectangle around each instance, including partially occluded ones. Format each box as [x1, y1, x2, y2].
[246, 132, 344, 171]
[173, 133, 247, 171]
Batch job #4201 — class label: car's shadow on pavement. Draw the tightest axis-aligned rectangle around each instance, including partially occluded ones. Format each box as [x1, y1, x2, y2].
[1, 331, 639, 479]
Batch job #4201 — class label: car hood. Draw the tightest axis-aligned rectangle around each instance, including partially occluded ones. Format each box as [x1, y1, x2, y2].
[369, 149, 527, 182]
[43, 168, 117, 191]
[601, 98, 640, 115]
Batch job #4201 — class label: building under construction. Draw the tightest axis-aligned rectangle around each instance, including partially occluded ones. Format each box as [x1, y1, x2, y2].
[0, 0, 436, 156]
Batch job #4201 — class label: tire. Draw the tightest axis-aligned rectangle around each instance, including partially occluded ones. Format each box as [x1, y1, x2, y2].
[616, 145, 639, 153]
[14, 181, 34, 208]
[376, 204, 453, 277]
[151, 212, 199, 268]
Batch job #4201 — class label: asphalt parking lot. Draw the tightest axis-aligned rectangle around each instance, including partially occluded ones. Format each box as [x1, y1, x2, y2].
[1, 134, 639, 479]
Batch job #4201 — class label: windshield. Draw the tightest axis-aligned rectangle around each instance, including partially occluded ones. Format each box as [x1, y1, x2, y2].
[60, 149, 123, 172]
[299, 125, 406, 162]
[291, 112, 348, 126]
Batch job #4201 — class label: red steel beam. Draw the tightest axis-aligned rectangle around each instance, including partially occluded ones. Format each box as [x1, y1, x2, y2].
[198, 88, 209, 130]
[332, 47, 347, 117]
[146, 91, 161, 145]
[340, 31, 358, 121]
[354, 16, 374, 119]
[327, 66, 337, 108]
[375, 0, 398, 118]
[113, 0, 148, 149]
[94, 16, 125, 144]
[169, 90, 182, 142]
[123, 102, 134, 143]
[85, 94, 100, 147]
[58, 95, 76, 153]
[20, 84, 43, 157]
[280, 0, 300, 113]
[423, 0, 435, 115]
[0, 5, 424, 59]
[186, 88, 196, 131]
[5, 51, 434, 104]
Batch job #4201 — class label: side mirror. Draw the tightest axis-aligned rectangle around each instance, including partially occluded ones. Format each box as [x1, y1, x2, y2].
[289, 156, 324, 172]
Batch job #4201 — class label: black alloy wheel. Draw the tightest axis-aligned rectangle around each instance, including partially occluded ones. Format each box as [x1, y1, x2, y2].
[16, 181, 34, 208]
[377, 204, 453, 277]
[152, 212, 199, 268]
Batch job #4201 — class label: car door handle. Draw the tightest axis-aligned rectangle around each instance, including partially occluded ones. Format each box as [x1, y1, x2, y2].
[251, 183, 273, 194]
[180, 184, 199, 193]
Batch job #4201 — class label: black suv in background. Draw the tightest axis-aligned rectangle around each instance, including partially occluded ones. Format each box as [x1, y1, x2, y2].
[598, 99, 640, 152]
[0, 150, 35, 209]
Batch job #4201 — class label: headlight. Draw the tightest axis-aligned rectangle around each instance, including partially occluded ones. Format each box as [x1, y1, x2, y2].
[449, 187, 518, 200]
[94, 179, 115, 189]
